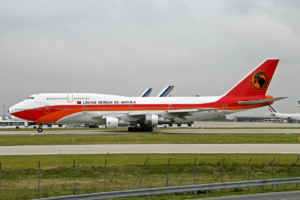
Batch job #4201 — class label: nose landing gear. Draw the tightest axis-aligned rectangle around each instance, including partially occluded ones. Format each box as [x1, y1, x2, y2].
[37, 127, 43, 133]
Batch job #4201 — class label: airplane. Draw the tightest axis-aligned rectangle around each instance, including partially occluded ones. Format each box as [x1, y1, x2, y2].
[9, 59, 286, 133]
[157, 85, 174, 97]
[140, 86, 174, 97]
[140, 88, 152, 97]
[266, 105, 300, 122]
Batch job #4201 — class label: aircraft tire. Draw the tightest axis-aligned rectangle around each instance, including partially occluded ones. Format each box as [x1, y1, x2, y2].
[37, 128, 43, 133]
[138, 127, 142, 132]
[128, 127, 132, 132]
[132, 127, 137, 132]
[147, 127, 153, 132]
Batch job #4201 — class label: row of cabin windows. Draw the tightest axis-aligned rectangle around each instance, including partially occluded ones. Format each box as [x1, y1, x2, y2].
[47, 98, 90, 100]
[47, 98, 67, 100]
[55, 108, 73, 110]
[16, 108, 42, 111]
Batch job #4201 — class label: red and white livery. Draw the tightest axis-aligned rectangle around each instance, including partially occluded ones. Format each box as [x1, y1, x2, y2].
[9, 59, 286, 132]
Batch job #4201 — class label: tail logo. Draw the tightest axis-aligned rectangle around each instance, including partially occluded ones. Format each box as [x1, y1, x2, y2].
[250, 71, 269, 90]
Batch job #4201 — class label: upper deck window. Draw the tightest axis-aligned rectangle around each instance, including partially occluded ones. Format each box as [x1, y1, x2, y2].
[26, 97, 34, 100]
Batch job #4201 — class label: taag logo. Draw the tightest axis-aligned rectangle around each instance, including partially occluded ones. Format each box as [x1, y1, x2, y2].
[250, 71, 269, 90]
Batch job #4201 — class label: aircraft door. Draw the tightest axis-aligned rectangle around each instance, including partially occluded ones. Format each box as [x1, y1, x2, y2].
[129, 104, 134, 111]
[44, 106, 50, 114]
[222, 104, 228, 112]
[82, 105, 87, 113]
[168, 104, 173, 110]
[67, 94, 73, 103]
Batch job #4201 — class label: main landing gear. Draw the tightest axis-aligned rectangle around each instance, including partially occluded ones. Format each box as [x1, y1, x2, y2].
[37, 127, 43, 133]
[128, 126, 153, 132]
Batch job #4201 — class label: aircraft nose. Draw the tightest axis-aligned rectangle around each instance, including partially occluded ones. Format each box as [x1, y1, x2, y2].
[9, 105, 15, 116]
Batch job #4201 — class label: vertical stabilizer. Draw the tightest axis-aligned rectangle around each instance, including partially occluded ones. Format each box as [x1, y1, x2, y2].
[140, 88, 152, 97]
[268, 105, 278, 113]
[224, 59, 279, 97]
[157, 85, 174, 97]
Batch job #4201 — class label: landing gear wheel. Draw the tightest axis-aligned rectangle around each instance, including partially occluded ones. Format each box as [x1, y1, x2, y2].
[149, 127, 153, 132]
[37, 128, 43, 133]
[128, 127, 133, 132]
[138, 127, 142, 132]
[132, 127, 137, 132]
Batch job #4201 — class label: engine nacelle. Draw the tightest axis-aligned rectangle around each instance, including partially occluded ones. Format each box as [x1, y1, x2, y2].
[106, 117, 118, 128]
[158, 117, 171, 124]
[145, 114, 158, 126]
[118, 120, 130, 126]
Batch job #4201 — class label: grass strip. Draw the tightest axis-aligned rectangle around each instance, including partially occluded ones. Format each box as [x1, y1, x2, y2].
[0, 133, 299, 146]
[0, 154, 300, 200]
[1, 154, 300, 200]
[0, 153, 299, 169]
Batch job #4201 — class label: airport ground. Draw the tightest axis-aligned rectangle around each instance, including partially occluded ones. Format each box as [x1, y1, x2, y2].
[1, 153, 300, 200]
[1, 122, 300, 199]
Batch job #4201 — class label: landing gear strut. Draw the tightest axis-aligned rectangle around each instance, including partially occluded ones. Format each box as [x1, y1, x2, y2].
[128, 126, 153, 132]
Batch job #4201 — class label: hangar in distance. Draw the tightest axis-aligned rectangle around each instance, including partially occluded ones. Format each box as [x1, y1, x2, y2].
[9, 59, 286, 133]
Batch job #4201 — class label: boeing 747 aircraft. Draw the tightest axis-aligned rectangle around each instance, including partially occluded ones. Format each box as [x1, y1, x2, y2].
[9, 59, 286, 132]
[267, 105, 300, 122]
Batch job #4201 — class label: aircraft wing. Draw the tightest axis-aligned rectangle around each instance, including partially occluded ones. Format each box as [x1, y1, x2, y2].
[91, 108, 214, 121]
[238, 97, 287, 105]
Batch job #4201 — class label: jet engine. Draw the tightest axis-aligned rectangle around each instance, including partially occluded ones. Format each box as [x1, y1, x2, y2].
[118, 120, 130, 126]
[158, 117, 171, 124]
[106, 117, 118, 128]
[145, 114, 158, 126]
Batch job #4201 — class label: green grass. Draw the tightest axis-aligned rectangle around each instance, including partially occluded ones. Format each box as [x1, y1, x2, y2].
[0, 154, 299, 169]
[0, 133, 299, 146]
[0, 154, 300, 200]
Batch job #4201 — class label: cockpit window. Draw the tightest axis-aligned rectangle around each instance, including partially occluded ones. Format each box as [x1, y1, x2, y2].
[27, 97, 34, 99]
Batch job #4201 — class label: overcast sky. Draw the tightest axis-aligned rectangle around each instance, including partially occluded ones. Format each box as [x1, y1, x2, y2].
[1, 0, 300, 117]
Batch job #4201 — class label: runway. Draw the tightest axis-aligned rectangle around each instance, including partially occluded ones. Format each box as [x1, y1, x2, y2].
[1, 144, 300, 155]
[0, 128, 300, 135]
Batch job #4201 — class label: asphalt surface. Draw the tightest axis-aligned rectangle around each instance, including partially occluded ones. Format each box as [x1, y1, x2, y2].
[1, 144, 300, 155]
[1, 122, 300, 135]
[199, 191, 300, 200]
[0, 128, 300, 135]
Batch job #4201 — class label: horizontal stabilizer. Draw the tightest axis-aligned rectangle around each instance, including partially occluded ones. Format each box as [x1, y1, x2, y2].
[238, 97, 287, 105]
